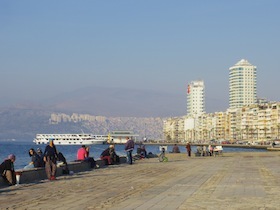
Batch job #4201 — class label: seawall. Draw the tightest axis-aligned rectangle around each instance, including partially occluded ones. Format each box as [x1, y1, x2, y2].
[0, 157, 127, 187]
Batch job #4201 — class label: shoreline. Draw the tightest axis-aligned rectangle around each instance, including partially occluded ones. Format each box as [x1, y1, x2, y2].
[143, 142, 269, 150]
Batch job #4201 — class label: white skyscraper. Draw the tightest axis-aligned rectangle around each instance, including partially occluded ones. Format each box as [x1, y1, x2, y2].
[229, 59, 257, 108]
[187, 80, 205, 116]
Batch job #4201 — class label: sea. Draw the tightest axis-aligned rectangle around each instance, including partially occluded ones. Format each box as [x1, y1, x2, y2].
[0, 140, 267, 170]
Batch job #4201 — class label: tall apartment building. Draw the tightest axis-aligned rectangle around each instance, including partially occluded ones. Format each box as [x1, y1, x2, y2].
[163, 102, 280, 143]
[229, 59, 257, 108]
[187, 80, 205, 116]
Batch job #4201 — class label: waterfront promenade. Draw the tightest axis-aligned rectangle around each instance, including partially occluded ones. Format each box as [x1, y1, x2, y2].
[1, 152, 280, 209]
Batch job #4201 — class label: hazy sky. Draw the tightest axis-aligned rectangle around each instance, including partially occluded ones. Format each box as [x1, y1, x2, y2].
[1, 1, 280, 113]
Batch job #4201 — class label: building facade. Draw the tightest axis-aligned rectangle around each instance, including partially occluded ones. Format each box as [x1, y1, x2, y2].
[163, 102, 280, 144]
[229, 59, 257, 109]
[187, 80, 205, 116]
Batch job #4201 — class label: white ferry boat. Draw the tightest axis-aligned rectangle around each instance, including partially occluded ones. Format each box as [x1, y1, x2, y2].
[33, 134, 107, 145]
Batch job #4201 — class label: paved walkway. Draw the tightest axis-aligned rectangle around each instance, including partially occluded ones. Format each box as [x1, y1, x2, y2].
[1, 152, 280, 209]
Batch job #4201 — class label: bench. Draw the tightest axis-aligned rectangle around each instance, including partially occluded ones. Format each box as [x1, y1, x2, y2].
[213, 146, 223, 157]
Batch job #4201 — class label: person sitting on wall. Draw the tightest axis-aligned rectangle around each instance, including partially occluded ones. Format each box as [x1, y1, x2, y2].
[57, 151, 70, 174]
[37, 148, 45, 167]
[109, 145, 120, 164]
[140, 142, 147, 158]
[100, 145, 114, 165]
[172, 144, 180, 153]
[77, 145, 87, 161]
[24, 148, 44, 169]
[85, 146, 97, 168]
[137, 142, 147, 158]
[0, 154, 16, 186]
[196, 145, 203, 156]
[76, 145, 97, 168]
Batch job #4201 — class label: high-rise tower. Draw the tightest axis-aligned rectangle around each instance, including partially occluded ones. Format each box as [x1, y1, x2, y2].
[229, 59, 257, 108]
[187, 80, 205, 116]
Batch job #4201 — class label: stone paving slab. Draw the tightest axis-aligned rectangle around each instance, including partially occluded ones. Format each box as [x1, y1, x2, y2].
[1, 152, 280, 209]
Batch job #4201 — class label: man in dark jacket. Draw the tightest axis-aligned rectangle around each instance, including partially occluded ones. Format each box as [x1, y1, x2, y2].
[43, 140, 58, 180]
[124, 137, 134, 164]
[0, 154, 16, 185]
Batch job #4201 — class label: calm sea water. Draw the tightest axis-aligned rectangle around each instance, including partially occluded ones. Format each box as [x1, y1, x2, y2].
[0, 140, 267, 170]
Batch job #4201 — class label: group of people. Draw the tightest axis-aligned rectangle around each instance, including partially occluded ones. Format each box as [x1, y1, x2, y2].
[0, 139, 70, 186]
[100, 136, 135, 165]
[195, 144, 223, 156]
[1, 136, 138, 186]
[0, 140, 58, 185]
[170, 142, 191, 156]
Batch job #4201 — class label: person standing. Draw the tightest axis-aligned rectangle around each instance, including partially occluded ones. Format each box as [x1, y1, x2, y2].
[124, 137, 134, 164]
[208, 145, 213, 156]
[0, 154, 16, 186]
[43, 140, 58, 181]
[186, 142, 191, 157]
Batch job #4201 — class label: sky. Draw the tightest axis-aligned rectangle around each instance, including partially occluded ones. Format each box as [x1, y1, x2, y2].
[1, 0, 280, 114]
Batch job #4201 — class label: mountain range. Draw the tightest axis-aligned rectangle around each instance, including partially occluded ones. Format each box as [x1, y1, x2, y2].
[0, 86, 187, 140]
[0, 86, 227, 140]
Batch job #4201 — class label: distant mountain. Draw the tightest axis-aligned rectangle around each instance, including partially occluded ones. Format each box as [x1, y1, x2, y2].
[0, 86, 228, 140]
[45, 86, 186, 117]
[0, 86, 184, 139]
[0, 107, 164, 140]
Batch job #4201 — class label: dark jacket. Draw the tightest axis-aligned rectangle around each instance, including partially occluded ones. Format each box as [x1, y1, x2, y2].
[101, 148, 110, 157]
[32, 153, 44, 167]
[125, 139, 135, 151]
[0, 159, 14, 174]
[43, 145, 58, 162]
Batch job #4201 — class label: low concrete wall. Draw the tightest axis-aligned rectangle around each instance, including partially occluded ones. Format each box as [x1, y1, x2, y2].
[1, 157, 127, 187]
